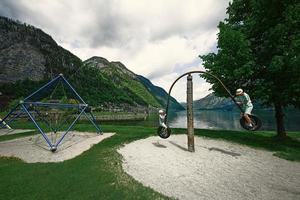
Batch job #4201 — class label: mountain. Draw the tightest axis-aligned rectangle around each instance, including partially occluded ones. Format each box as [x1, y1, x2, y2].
[137, 75, 185, 110]
[189, 93, 275, 111]
[84, 56, 161, 108]
[0, 16, 82, 84]
[193, 93, 234, 110]
[84, 56, 184, 110]
[0, 16, 183, 111]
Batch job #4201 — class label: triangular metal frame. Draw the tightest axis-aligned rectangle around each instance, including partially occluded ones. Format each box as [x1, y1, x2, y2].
[0, 74, 102, 152]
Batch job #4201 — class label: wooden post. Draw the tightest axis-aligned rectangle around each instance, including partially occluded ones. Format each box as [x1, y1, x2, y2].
[187, 74, 195, 152]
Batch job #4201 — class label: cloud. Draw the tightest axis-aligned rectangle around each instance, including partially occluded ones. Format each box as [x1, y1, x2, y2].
[0, 0, 230, 102]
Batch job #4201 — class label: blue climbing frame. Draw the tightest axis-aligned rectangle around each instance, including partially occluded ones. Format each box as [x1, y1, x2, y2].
[0, 74, 102, 151]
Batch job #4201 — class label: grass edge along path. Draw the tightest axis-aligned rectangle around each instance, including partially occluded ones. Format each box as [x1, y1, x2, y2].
[172, 128, 300, 161]
[0, 123, 299, 200]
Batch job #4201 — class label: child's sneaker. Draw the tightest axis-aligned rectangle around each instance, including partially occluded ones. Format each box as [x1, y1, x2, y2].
[247, 123, 254, 130]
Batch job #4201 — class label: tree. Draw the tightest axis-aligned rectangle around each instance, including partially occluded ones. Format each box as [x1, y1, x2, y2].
[200, 0, 300, 137]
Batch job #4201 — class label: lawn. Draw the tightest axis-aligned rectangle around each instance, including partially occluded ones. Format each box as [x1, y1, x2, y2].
[0, 122, 299, 200]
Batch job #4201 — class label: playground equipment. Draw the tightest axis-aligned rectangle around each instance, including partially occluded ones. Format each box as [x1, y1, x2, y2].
[0, 118, 11, 129]
[157, 71, 262, 151]
[0, 74, 102, 152]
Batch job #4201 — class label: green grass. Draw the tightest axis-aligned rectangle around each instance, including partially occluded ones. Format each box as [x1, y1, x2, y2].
[0, 121, 299, 199]
[0, 123, 170, 200]
[188, 129, 300, 161]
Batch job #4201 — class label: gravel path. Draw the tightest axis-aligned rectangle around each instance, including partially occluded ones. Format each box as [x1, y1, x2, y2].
[118, 135, 300, 200]
[0, 131, 114, 163]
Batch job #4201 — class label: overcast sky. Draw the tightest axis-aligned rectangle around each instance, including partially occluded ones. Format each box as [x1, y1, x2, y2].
[0, 0, 230, 102]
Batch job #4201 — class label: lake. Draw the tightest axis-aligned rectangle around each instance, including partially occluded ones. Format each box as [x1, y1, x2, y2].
[107, 109, 300, 131]
[167, 109, 300, 131]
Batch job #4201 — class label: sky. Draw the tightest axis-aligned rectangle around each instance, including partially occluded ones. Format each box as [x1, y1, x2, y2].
[0, 0, 230, 102]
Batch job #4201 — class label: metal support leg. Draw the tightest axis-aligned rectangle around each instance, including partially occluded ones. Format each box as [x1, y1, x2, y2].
[1, 110, 24, 129]
[84, 111, 102, 134]
[0, 118, 11, 129]
[21, 104, 54, 148]
[0, 104, 20, 129]
[33, 109, 56, 133]
[54, 107, 87, 147]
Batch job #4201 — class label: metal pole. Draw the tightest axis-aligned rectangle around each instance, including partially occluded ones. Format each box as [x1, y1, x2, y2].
[0, 104, 19, 129]
[23, 75, 61, 102]
[21, 104, 54, 148]
[23, 101, 83, 108]
[187, 74, 195, 152]
[54, 106, 86, 147]
[61, 75, 87, 104]
[83, 111, 103, 134]
[165, 70, 244, 123]
[0, 118, 11, 129]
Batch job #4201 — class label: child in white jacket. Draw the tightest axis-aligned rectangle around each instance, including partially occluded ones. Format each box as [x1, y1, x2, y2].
[158, 109, 167, 128]
[235, 88, 254, 128]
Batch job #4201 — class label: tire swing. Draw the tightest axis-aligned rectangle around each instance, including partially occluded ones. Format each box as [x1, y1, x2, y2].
[239, 114, 262, 131]
[157, 126, 171, 139]
[157, 70, 263, 139]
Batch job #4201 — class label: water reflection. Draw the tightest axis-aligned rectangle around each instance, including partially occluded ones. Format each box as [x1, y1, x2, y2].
[168, 110, 300, 131]
[102, 109, 300, 131]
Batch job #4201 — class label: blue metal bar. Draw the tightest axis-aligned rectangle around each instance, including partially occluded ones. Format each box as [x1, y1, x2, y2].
[0, 104, 20, 128]
[52, 112, 77, 133]
[84, 111, 102, 134]
[60, 75, 86, 104]
[23, 75, 62, 102]
[0, 110, 23, 129]
[89, 111, 102, 133]
[21, 104, 54, 148]
[33, 109, 56, 133]
[23, 101, 83, 108]
[54, 107, 87, 147]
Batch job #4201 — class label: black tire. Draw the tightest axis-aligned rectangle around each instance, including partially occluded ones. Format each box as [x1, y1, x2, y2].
[240, 114, 262, 131]
[157, 126, 171, 139]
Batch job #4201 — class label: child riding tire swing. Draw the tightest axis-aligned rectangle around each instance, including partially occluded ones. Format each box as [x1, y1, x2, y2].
[235, 88, 262, 131]
[157, 109, 171, 139]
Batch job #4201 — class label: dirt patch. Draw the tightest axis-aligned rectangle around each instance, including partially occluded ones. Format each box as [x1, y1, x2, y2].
[0, 131, 114, 163]
[118, 135, 300, 200]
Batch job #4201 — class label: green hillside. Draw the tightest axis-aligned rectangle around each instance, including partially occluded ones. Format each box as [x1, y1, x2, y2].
[84, 57, 161, 108]
[137, 75, 185, 110]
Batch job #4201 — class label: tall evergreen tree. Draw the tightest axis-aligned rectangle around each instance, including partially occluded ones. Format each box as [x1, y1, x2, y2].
[200, 0, 300, 137]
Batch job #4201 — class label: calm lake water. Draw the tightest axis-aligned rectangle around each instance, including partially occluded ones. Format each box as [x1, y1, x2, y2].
[167, 109, 300, 131]
[108, 109, 300, 131]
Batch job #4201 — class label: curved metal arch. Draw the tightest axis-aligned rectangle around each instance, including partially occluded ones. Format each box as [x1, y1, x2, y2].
[164, 70, 243, 123]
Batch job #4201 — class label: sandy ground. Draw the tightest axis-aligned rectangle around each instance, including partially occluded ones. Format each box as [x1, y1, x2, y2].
[0, 131, 114, 163]
[0, 129, 35, 136]
[118, 135, 300, 200]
